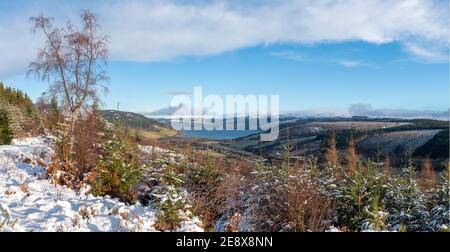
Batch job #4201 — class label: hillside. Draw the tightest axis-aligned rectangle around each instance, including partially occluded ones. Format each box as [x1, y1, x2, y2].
[224, 117, 449, 169]
[101, 110, 179, 140]
[0, 136, 203, 232]
[0, 82, 41, 139]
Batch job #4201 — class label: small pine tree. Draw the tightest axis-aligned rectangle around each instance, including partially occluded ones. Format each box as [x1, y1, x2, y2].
[335, 160, 384, 230]
[154, 163, 186, 231]
[362, 194, 387, 231]
[324, 131, 341, 180]
[47, 97, 63, 132]
[384, 162, 428, 231]
[346, 134, 357, 176]
[92, 119, 142, 203]
[0, 109, 13, 145]
[325, 131, 339, 167]
[427, 164, 450, 231]
[154, 196, 184, 231]
[421, 157, 437, 191]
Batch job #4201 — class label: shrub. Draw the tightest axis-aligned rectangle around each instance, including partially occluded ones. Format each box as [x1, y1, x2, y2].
[185, 153, 224, 231]
[72, 104, 105, 178]
[246, 162, 287, 231]
[286, 163, 334, 231]
[46, 122, 79, 188]
[247, 154, 333, 232]
[46, 105, 105, 189]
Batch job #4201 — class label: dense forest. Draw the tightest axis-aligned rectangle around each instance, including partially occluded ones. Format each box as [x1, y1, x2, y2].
[0, 82, 41, 143]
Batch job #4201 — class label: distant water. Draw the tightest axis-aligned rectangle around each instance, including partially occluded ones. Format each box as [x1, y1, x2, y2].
[181, 129, 259, 140]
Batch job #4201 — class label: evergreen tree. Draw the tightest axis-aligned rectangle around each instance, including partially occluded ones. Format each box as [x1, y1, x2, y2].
[324, 131, 341, 180]
[92, 119, 142, 203]
[154, 162, 186, 231]
[346, 134, 357, 175]
[0, 109, 13, 145]
[334, 160, 384, 230]
[427, 164, 450, 231]
[384, 162, 428, 231]
[47, 97, 62, 131]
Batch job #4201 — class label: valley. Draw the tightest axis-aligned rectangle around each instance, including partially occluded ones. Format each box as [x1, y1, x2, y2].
[100, 110, 450, 171]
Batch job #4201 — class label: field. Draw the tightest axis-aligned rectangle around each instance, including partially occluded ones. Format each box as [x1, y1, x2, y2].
[306, 121, 412, 131]
[222, 118, 449, 169]
[357, 130, 441, 154]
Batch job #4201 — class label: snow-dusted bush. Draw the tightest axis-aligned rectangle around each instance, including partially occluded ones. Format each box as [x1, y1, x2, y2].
[153, 161, 187, 231]
[244, 154, 334, 232]
[383, 165, 429, 232]
[92, 120, 142, 203]
[185, 153, 225, 231]
[330, 160, 387, 231]
[426, 167, 450, 232]
[154, 193, 185, 231]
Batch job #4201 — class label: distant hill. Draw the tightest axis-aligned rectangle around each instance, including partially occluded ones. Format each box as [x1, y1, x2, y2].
[224, 117, 449, 170]
[101, 110, 179, 139]
[142, 104, 183, 118]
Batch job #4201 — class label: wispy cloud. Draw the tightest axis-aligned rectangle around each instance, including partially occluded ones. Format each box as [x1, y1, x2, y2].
[0, 0, 448, 77]
[162, 89, 191, 96]
[404, 42, 449, 63]
[338, 60, 363, 68]
[271, 51, 305, 61]
[272, 51, 372, 68]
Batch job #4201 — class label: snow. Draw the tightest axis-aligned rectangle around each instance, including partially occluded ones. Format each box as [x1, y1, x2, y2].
[0, 136, 203, 232]
[140, 145, 168, 154]
[325, 226, 342, 232]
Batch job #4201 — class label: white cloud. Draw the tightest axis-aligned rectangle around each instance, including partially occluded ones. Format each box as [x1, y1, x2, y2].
[338, 60, 363, 68]
[285, 103, 449, 119]
[0, 0, 448, 77]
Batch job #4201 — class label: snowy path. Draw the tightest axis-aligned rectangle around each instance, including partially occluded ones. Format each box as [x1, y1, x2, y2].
[0, 137, 203, 232]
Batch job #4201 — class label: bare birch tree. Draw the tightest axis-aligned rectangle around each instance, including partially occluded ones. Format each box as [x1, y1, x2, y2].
[28, 10, 109, 155]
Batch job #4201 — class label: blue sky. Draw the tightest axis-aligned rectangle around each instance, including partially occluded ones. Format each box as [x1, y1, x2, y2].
[0, 0, 448, 115]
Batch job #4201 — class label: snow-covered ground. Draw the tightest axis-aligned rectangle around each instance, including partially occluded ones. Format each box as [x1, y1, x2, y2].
[0, 137, 203, 232]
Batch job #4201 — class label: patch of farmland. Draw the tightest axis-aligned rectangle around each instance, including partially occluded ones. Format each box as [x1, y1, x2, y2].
[307, 121, 412, 131]
[357, 130, 441, 154]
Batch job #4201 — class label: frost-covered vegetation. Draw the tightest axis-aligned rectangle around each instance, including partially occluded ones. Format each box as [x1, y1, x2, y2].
[0, 11, 204, 232]
[1, 9, 448, 233]
[210, 136, 450, 232]
[0, 137, 202, 232]
[0, 82, 41, 140]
